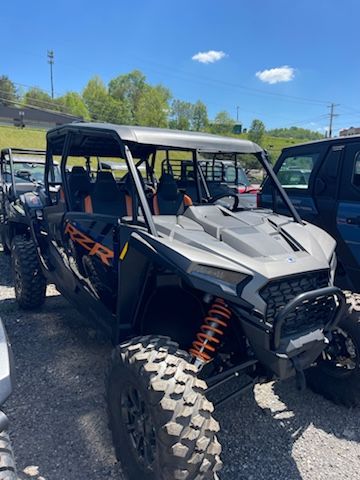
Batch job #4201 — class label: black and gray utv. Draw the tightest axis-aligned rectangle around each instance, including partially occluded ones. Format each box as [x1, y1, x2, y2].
[0, 317, 16, 479]
[0, 148, 60, 254]
[11, 123, 360, 479]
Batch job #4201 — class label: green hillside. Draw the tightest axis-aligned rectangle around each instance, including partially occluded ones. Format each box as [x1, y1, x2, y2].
[0, 125, 46, 150]
[0, 125, 308, 164]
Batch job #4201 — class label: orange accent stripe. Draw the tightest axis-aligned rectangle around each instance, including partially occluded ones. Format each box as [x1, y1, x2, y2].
[125, 195, 132, 216]
[84, 195, 93, 213]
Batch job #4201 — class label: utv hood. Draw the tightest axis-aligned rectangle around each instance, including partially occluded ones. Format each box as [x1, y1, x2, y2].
[149, 205, 335, 278]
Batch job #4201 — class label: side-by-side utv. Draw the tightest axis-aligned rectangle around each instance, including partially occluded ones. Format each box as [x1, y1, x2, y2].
[0, 148, 60, 253]
[9, 123, 360, 479]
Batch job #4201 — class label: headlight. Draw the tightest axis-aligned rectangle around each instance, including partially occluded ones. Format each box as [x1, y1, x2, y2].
[188, 264, 249, 286]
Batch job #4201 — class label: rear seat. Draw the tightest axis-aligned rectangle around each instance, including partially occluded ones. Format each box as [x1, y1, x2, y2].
[84, 171, 132, 217]
[67, 166, 92, 211]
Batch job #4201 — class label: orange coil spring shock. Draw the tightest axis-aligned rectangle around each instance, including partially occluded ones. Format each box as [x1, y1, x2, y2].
[189, 298, 231, 363]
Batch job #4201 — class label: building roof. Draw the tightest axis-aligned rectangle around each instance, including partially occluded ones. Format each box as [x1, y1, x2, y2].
[47, 122, 263, 155]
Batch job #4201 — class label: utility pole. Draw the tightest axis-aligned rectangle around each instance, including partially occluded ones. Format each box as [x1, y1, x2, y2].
[47, 50, 54, 99]
[236, 105, 239, 122]
[328, 103, 339, 138]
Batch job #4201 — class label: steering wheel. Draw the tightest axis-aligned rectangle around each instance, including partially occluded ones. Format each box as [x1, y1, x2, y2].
[207, 193, 239, 211]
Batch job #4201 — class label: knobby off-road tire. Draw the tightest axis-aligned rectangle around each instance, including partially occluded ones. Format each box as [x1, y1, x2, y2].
[306, 291, 360, 407]
[0, 431, 17, 480]
[106, 335, 222, 480]
[12, 236, 46, 310]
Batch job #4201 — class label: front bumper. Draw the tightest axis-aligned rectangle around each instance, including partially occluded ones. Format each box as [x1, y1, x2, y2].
[236, 286, 346, 379]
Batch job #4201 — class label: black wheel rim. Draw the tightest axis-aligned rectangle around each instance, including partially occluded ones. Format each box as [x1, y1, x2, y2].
[121, 384, 157, 470]
[320, 327, 358, 376]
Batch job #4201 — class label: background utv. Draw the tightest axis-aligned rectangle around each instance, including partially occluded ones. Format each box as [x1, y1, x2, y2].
[7, 123, 360, 480]
[0, 148, 60, 254]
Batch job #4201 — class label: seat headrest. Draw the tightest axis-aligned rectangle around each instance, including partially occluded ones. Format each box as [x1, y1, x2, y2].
[68, 166, 90, 195]
[96, 170, 117, 183]
[71, 166, 87, 176]
[93, 170, 119, 202]
[157, 173, 178, 201]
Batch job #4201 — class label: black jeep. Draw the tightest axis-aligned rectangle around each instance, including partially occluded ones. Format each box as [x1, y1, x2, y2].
[259, 135, 360, 291]
[8, 123, 360, 479]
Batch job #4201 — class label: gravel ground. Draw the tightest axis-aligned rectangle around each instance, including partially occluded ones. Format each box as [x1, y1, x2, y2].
[0, 247, 359, 480]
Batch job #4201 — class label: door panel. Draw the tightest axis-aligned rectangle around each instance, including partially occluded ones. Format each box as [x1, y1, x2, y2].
[336, 144, 360, 288]
[63, 213, 120, 309]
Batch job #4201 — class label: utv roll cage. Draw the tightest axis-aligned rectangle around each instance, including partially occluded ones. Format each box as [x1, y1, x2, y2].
[45, 123, 303, 229]
[0, 148, 51, 200]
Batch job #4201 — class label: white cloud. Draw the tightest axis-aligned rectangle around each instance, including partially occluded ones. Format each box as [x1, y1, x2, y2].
[192, 50, 227, 64]
[256, 65, 295, 84]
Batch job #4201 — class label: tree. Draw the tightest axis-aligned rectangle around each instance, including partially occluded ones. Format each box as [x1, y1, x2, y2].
[169, 100, 194, 130]
[57, 92, 90, 119]
[211, 110, 235, 135]
[248, 119, 266, 144]
[108, 70, 146, 123]
[0, 76, 17, 106]
[82, 76, 109, 120]
[24, 87, 60, 111]
[102, 96, 132, 124]
[191, 100, 208, 131]
[267, 126, 324, 141]
[136, 85, 171, 127]
[83, 76, 131, 124]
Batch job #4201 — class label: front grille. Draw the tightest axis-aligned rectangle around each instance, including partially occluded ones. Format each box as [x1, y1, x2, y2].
[260, 270, 336, 337]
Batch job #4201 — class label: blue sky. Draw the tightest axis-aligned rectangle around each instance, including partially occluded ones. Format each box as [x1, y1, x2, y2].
[2, 0, 359, 133]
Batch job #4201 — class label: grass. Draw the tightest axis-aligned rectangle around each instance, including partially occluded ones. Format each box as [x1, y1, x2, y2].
[0, 125, 46, 151]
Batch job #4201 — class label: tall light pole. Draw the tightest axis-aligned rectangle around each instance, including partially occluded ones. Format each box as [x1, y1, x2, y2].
[47, 50, 54, 99]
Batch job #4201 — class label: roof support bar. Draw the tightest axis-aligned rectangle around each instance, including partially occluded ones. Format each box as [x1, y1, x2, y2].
[124, 145, 158, 237]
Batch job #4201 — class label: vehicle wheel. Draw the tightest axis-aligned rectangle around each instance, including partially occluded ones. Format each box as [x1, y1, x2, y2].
[106, 335, 222, 480]
[12, 236, 46, 310]
[306, 291, 360, 407]
[0, 431, 17, 479]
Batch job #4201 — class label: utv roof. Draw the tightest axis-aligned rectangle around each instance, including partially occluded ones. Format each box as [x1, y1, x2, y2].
[47, 122, 263, 156]
[282, 134, 360, 151]
[1, 148, 46, 164]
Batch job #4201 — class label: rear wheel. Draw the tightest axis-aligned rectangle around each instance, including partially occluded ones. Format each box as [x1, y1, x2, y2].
[306, 292, 360, 406]
[106, 335, 222, 480]
[0, 431, 17, 479]
[12, 236, 46, 309]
